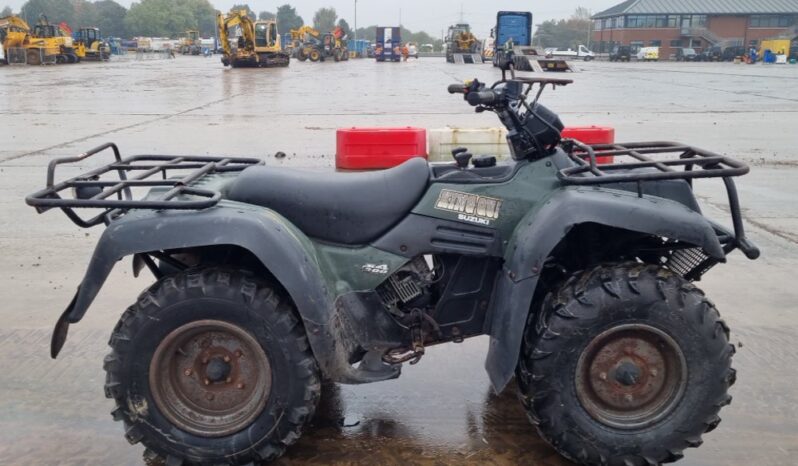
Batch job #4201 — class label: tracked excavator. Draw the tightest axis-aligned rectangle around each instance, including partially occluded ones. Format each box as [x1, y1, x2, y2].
[217, 10, 289, 68]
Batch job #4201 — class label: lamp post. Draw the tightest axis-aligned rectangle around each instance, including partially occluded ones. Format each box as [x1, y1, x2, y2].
[354, 0, 357, 44]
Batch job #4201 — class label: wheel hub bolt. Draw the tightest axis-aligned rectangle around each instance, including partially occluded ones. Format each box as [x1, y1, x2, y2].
[624, 394, 633, 402]
[184, 368, 192, 376]
[223, 355, 231, 363]
[237, 383, 245, 389]
[599, 372, 607, 381]
[235, 350, 243, 358]
[204, 378, 210, 385]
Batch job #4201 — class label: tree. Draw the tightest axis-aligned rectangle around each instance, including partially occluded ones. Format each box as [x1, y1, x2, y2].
[355, 24, 442, 50]
[533, 7, 592, 49]
[1, 6, 14, 16]
[20, 0, 76, 26]
[258, 11, 275, 21]
[336, 18, 350, 37]
[124, 0, 215, 37]
[276, 4, 302, 34]
[229, 3, 255, 20]
[312, 7, 336, 33]
[90, 1, 127, 36]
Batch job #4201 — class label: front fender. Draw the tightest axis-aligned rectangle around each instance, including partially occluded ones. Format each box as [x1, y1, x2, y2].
[52, 202, 336, 364]
[485, 187, 724, 392]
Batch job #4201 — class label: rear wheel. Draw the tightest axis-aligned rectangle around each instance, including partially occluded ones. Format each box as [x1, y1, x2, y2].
[309, 49, 320, 62]
[104, 267, 321, 465]
[517, 264, 735, 466]
[26, 49, 41, 65]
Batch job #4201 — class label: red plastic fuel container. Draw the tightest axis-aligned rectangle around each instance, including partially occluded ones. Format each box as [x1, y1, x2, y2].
[561, 126, 615, 164]
[336, 127, 427, 170]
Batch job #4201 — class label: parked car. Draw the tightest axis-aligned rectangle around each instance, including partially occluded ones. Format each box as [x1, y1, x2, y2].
[636, 46, 659, 61]
[609, 45, 632, 62]
[675, 47, 698, 61]
[698, 46, 722, 61]
[722, 46, 747, 61]
[406, 42, 418, 59]
[546, 44, 595, 61]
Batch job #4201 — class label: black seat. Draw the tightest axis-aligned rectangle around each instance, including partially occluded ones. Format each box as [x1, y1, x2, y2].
[226, 158, 430, 245]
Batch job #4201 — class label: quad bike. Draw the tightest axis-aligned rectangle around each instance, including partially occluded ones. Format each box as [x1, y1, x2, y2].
[26, 60, 760, 465]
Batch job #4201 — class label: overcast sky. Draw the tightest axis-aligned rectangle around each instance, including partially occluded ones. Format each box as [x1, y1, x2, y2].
[2, 0, 612, 37]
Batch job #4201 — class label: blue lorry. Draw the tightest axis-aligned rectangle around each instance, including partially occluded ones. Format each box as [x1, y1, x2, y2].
[375, 26, 401, 62]
[492, 11, 572, 71]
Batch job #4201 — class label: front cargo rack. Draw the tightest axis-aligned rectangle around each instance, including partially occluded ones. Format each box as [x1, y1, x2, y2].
[558, 139, 760, 265]
[26, 142, 263, 228]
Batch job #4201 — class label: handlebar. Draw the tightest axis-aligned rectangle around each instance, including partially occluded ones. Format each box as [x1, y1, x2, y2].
[447, 83, 467, 94]
[466, 91, 498, 106]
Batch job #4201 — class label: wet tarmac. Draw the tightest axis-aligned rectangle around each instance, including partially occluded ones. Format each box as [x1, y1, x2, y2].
[1, 56, 798, 465]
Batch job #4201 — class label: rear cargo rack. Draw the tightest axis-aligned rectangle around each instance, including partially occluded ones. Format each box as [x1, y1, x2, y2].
[558, 140, 759, 265]
[25, 142, 263, 228]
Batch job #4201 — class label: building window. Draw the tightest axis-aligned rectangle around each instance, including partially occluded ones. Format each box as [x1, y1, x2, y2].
[692, 15, 707, 27]
[594, 19, 602, 31]
[670, 39, 683, 47]
[750, 15, 796, 28]
[667, 16, 678, 27]
[692, 39, 702, 47]
[650, 40, 662, 47]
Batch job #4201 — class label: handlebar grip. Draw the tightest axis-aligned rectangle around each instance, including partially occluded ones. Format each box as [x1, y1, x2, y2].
[448, 83, 467, 94]
[466, 90, 497, 106]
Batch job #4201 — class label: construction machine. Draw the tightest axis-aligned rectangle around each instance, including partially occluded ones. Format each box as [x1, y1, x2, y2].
[179, 30, 201, 55]
[73, 27, 110, 61]
[217, 10, 289, 68]
[446, 23, 481, 63]
[1, 14, 78, 65]
[0, 15, 29, 64]
[492, 11, 573, 72]
[292, 25, 348, 62]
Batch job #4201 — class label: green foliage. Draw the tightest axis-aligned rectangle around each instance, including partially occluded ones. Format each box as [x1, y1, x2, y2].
[124, 0, 215, 37]
[1, 6, 13, 16]
[258, 11, 275, 21]
[355, 25, 443, 50]
[312, 7, 336, 33]
[336, 18, 350, 37]
[533, 8, 592, 49]
[20, 0, 76, 25]
[276, 4, 302, 33]
[93, 0, 127, 36]
[229, 4, 255, 20]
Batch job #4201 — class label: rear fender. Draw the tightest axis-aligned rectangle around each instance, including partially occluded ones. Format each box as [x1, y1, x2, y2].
[485, 187, 724, 392]
[51, 203, 336, 367]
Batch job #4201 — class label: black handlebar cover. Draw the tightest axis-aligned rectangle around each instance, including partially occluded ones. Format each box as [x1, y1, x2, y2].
[447, 83, 467, 94]
[466, 90, 498, 106]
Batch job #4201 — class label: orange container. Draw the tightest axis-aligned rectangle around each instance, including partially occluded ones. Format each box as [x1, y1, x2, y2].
[561, 126, 615, 164]
[336, 127, 427, 169]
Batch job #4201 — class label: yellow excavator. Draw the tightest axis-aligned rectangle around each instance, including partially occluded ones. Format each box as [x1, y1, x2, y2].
[217, 10, 289, 68]
[0, 15, 29, 63]
[1, 14, 78, 64]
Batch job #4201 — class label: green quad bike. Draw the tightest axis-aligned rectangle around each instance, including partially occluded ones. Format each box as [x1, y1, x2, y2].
[27, 69, 759, 465]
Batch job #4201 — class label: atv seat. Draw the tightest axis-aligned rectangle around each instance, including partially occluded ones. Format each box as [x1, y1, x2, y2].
[226, 157, 430, 245]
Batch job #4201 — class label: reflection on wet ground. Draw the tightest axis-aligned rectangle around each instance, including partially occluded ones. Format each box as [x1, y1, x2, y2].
[1, 57, 798, 465]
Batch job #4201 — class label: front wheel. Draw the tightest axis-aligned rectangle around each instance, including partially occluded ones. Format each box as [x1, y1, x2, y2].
[517, 264, 735, 466]
[104, 267, 321, 465]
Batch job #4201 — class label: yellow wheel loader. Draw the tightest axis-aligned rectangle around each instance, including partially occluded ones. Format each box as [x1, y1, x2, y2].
[178, 30, 201, 55]
[74, 27, 110, 61]
[217, 10, 289, 68]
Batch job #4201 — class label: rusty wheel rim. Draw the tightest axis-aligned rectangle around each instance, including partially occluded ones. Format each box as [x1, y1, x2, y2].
[149, 319, 271, 437]
[575, 324, 687, 429]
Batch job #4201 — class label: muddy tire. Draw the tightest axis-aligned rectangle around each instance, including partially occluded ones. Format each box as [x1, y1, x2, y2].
[104, 267, 321, 465]
[517, 263, 735, 466]
[27, 49, 41, 65]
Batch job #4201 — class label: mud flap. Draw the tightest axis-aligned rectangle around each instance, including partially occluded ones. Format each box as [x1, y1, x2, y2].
[51, 288, 79, 358]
